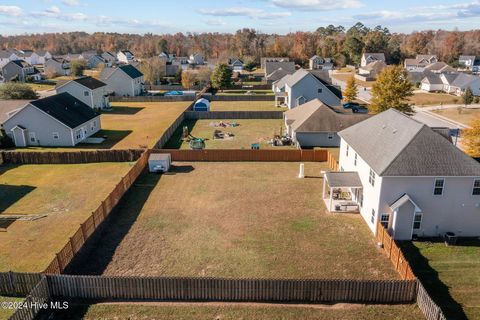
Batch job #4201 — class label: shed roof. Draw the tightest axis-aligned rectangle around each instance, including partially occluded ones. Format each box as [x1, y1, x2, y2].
[325, 172, 363, 188]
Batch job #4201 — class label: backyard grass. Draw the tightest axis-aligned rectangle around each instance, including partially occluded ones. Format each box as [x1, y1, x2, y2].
[0, 296, 23, 319]
[216, 90, 274, 96]
[163, 119, 292, 149]
[0, 162, 133, 272]
[432, 107, 480, 126]
[210, 100, 281, 112]
[68, 162, 398, 279]
[331, 72, 375, 88]
[409, 92, 460, 106]
[53, 302, 423, 320]
[26, 82, 56, 91]
[401, 239, 480, 320]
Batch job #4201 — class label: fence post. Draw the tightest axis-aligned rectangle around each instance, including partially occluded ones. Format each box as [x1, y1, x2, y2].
[56, 253, 63, 273]
[69, 237, 75, 255]
[8, 271, 14, 295]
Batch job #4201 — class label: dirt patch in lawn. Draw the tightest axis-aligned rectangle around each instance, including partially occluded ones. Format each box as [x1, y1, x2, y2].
[210, 101, 283, 112]
[68, 162, 398, 280]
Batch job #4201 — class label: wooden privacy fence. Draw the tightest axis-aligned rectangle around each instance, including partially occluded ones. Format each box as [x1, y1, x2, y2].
[153, 149, 329, 162]
[154, 112, 186, 149]
[43, 151, 150, 274]
[375, 223, 416, 281]
[0, 272, 43, 296]
[8, 276, 49, 320]
[110, 95, 195, 102]
[416, 281, 447, 320]
[0, 149, 144, 165]
[327, 151, 339, 171]
[208, 95, 275, 101]
[184, 111, 284, 120]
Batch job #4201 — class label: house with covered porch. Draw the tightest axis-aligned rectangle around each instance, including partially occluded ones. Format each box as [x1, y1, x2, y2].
[322, 108, 480, 240]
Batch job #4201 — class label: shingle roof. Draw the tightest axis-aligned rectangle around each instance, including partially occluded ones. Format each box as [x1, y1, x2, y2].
[99, 67, 116, 81]
[286, 99, 369, 133]
[267, 68, 292, 82]
[72, 76, 106, 90]
[119, 65, 143, 79]
[284, 69, 342, 100]
[362, 53, 385, 61]
[451, 73, 479, 88]
[424, 62, 455, 73]
[10, 60, 31, 68]
[362, 60, 387, 72]
[0, 100, 31, 123]
[325, 171, 363, 188]
[30, 92, 98, 129]
[422, 74, 442, 85]
[265, 61, 295, 76]
[338, 109, 480, 176]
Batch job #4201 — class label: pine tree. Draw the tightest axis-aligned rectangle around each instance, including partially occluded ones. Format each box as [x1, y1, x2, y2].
[462, 87, 474, 106]
[210, 64, 233, 89]
[343, 76, 358, 102]
[370, 65, 414, 114]
[462, 117, 480, 157]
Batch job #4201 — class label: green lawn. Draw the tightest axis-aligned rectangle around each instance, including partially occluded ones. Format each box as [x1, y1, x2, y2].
[0, 296, 24, 319]
[26, 82, 56, 91]
[210, 101, 281, 112]
[68, 162, 398, 279]
[401, 239, 480, 320]
[0, 162, 133, 272]
[164, 119, 292, 149]
[54, 303, 423, 320]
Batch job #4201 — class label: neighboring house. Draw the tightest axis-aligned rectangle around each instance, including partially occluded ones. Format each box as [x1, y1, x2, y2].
[444, 73, 480, 96]
[45, 57, 71, 76]
[188, 53, 204, 65]
[86, 55, 107, 69]
[117, 50, 135, 64]
[56, 76, 109, 110]
[404, 55, 438, 71]
[284, 99, 369, 148]
[459, 55, 476, 71]
[261, 57, 290, 69]
[1, 60, 42, 82]
[309, 56, 334, 70]
[356, 61, 387, 81]
[0, 50, 19, 67]
[420, 74, 445, 92]
[100, 64, 144, 96]
[268, 68, 294, 84]
[280, 69, 342, 109]
[18, 50, 41, 65]
[101, 52, 117, 66]
[228, 58, 244, 72]
[327, 108, 480, 240]
[423, 62, 456, 74]
[36, 50, 52, 65]
[360, 53, 385, 67]
[67, 53, 85, 61]
[265, 61, 296, 81]
[2, 93, 101, 147]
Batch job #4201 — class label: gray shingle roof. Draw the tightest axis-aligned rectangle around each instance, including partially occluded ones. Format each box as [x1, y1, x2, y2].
[338, 109, 480, 176]
[450, 73, 479, 88]
[422, 74, 442, 85]
[265, 61, 295, 76]
[325, 171, 363, 188]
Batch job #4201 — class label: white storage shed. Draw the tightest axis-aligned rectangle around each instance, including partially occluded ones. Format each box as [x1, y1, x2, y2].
[148, 153, 172, 173]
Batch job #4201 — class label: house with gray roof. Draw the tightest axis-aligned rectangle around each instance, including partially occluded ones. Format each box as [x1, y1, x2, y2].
[404, 55, 438, 71]
[309, 56, 333, 70]
[284, 99, 369, 147]
[117, 50, 135, 64]
[56, 76, 109, 109]
[0, 50, 19, 67]
[2, 92, 101, 147]
[265, 61, 296, 82]
[459, 55, 477, 71]
[45, 57, 71, 76]
[360, 53, 385, 67]
[1, 60, 42, 82]
[445, 73, 480, 96]
[323, 108, 480, 240]
[261, 57, 290, 69]
[100, 64, 144, 96]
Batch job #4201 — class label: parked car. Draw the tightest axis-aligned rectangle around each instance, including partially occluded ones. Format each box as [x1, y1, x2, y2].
[352, 105, 368, 113]
[342, 102, 360, 109]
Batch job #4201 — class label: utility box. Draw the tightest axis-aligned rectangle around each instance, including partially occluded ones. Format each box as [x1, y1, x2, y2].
[148, 153, 171, 173]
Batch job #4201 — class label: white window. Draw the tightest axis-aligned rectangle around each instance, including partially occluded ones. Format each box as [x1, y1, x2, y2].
[327, 132, 334, 140]
[52, 132, 59, 139]
[84, 91, 89, 96]
[413, 214, 422, 229]
[354, 153, 358, 166]
[369, 169, 375, 187]
[371, 209, 376, 224]
[380, 214, 389, 228]
[346, 145, 349, 157]
[473, 179, 480, 195]
[433, 178, 444, 195]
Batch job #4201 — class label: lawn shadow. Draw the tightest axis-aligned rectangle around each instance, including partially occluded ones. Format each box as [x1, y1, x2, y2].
[0, 184, 36, 212]
[64, 172, 162, 275]
[400, 240, 468, 320]
[104, 106, 144, 115]
[162, 120, 197, 149]
[76, 130, 133, 149]
[162, 165, 195, 175]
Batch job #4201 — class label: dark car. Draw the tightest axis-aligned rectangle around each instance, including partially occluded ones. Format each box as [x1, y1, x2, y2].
[352, 105, 368, 113]
[342, 102, 360, 109]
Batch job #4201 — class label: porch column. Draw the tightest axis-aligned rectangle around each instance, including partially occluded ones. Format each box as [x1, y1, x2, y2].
[329, 188, 333, 212]
[322, 178, 326, 199]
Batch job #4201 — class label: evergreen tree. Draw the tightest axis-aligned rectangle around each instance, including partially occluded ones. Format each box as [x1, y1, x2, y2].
[210, 64, 233, 89]
[343, 76, 358, 102]
[0, 83, 38, 100]
[462, 87, 474, 106]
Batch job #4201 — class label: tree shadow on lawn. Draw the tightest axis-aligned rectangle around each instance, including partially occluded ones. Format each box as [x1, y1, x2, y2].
[103, 106, 144, 115]
[400, 240, 469, 320]
[64, 172, 162, 275]
[162, 120, 198, 149]
[0, 184, 36, 212]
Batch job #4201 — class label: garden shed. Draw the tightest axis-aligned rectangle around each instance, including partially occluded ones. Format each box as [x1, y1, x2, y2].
[148, 153, 171, 173]
[193, 98, 210, 111]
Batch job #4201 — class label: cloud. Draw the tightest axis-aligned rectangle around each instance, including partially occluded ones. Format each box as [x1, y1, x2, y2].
[197, 7, 291, 19]
[46, 6, 61, 14]
[204, 19, 226, 26]
[61, 0, 80, 6]
[0, 5, 23, 17]
[271, 0, 363, 11]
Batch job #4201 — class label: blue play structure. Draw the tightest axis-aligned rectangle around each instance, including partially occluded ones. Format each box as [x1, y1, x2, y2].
[165, 91, 183, 96]
[193, 98, 210, 111]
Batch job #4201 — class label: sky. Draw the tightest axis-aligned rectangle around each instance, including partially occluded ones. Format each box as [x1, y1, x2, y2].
[0, 0, 480, 35]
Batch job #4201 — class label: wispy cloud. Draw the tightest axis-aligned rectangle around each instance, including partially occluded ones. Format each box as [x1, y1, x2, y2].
[0, 5, 23, 17]
[197, 7, 291, 19]
[61, 0, 80, 6]
[271, 0, 363, 11]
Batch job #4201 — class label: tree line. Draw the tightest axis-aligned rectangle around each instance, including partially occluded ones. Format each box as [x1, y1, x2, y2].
[1, 24, 479, 66]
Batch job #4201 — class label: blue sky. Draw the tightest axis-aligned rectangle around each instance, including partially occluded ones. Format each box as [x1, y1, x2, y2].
[1, 0, 480, 35]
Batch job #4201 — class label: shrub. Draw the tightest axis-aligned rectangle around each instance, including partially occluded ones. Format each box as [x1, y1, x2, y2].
[0, 82, 38, 100]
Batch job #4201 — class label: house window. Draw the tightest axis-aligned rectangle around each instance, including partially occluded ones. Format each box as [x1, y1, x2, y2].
[52, 132, 59, 139]
[84, 91, 89, 96]
[371, 209, 376, 224]
[317, 88, 323, 93]
[346, 145, 349, 157]
[327, 132, 334, 140]
[413, 214, 422, 229]
[29, 132, 36, 143]
[433, 178, 444, 195]
[380, 214, 390, 228]
[75, 129, 81, 139]
[473, 179, 480, 195]
[369, 169, 375, 187]
[354, 153, 358, 166]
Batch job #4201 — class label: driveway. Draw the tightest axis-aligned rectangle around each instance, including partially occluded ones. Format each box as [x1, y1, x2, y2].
[331, 76, 371, 103]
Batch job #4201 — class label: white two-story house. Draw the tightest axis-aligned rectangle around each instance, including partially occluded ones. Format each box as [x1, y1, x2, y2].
[323, 109, 480, 240]
[117, 50, 135, 64]
[100, 65, 144, 97]
[56, 76, 109, 110]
